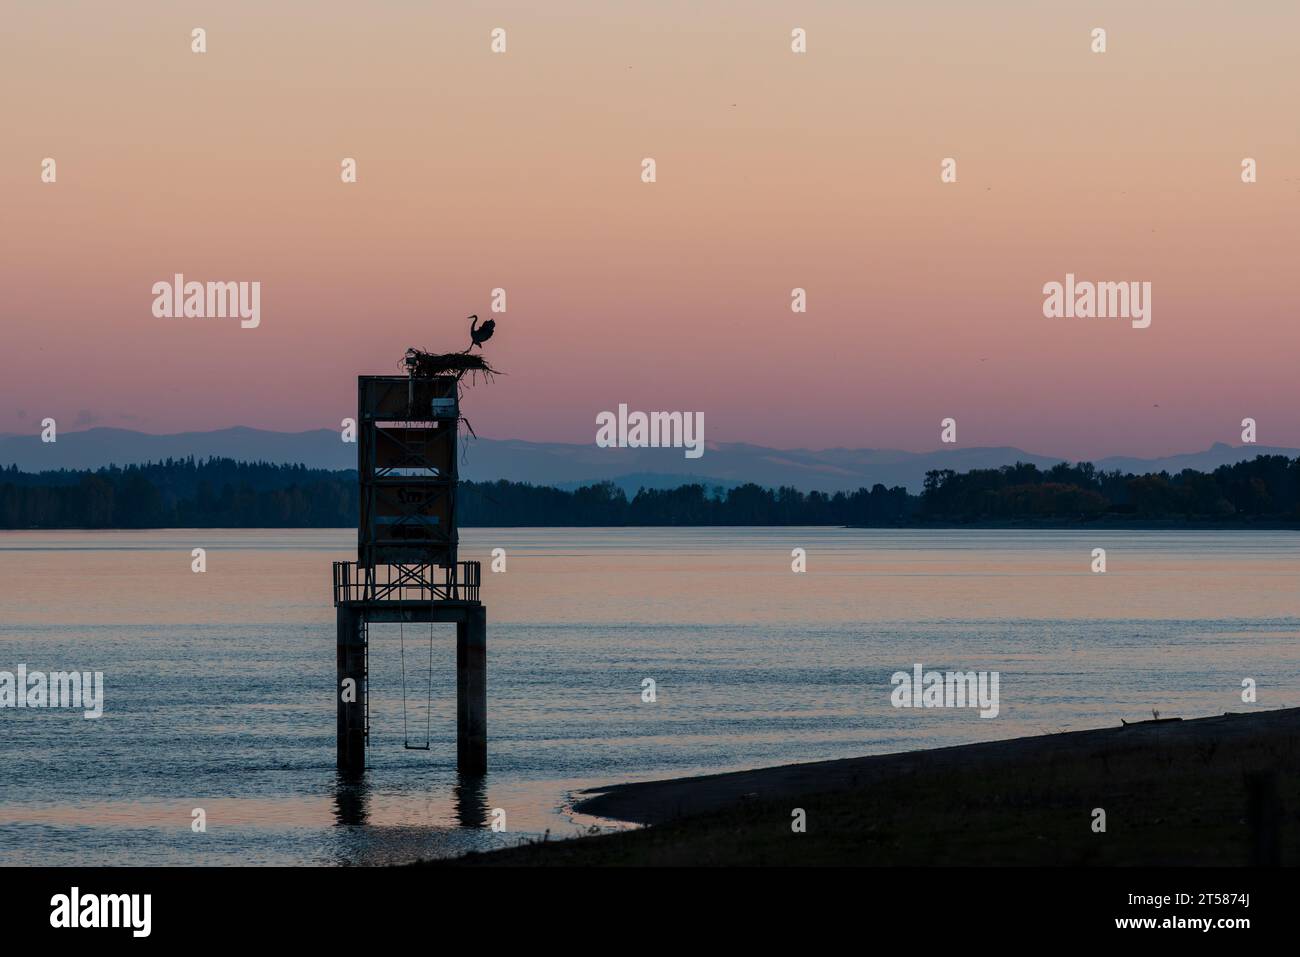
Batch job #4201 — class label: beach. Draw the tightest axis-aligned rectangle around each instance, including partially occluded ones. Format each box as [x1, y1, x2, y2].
[445, 707, 1300, 866]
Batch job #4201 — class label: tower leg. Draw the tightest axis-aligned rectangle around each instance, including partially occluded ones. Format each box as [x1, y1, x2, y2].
[337, 606, 366, 777]
[457, 605, 487, 774]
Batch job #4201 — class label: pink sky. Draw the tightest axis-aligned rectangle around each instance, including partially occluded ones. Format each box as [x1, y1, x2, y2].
[2, 1, 1297, 460]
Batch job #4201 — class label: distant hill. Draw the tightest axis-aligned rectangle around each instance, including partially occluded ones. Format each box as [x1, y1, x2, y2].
[1092, 442, 1291, 476]
[1, 427, 1293, 494]
[0, 426, 356, 472]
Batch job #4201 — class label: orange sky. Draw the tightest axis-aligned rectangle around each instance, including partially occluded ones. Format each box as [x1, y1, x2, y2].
[2, 1, 1297, 459]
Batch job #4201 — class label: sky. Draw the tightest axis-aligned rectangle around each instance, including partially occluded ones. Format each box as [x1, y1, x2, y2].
[2, 1, 1297, 460]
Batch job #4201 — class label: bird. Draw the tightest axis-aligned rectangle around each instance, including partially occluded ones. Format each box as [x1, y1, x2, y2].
[468, 314, 495, 350]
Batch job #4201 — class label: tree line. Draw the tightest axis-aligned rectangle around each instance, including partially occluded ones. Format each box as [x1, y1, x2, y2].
[919, 456, 1300, 523]
[1, 454, 1297, 528]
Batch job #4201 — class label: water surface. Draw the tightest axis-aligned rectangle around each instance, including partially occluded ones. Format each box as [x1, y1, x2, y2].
[1, 527, 1296, 864]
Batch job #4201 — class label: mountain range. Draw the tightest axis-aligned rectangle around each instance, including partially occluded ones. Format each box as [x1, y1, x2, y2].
[0, 427, 1292, 494]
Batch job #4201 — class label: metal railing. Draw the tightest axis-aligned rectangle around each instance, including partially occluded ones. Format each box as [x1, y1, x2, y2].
[333, 560, 481, 605]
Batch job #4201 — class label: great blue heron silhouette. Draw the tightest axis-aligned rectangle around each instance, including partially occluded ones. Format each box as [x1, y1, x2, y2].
[467, 315, 495, 350]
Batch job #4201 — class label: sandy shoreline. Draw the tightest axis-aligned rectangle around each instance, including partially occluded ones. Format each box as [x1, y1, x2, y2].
[442, 707, 1300, 865]
[572, 708, 1300, 826]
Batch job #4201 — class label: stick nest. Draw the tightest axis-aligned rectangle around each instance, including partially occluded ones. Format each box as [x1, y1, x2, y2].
[403, 349, 501, 384]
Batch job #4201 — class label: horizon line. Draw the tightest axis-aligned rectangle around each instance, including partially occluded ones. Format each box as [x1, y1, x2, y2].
[0, 424, 1286, 464]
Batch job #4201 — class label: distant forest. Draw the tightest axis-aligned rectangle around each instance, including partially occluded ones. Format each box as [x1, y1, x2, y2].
[1, 455, 1299, 528]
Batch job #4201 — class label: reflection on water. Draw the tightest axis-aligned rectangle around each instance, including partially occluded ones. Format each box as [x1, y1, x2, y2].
[453, 774, 489, 830]
[332, 774, 370, 828]
[0, 527, 1297, 864]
